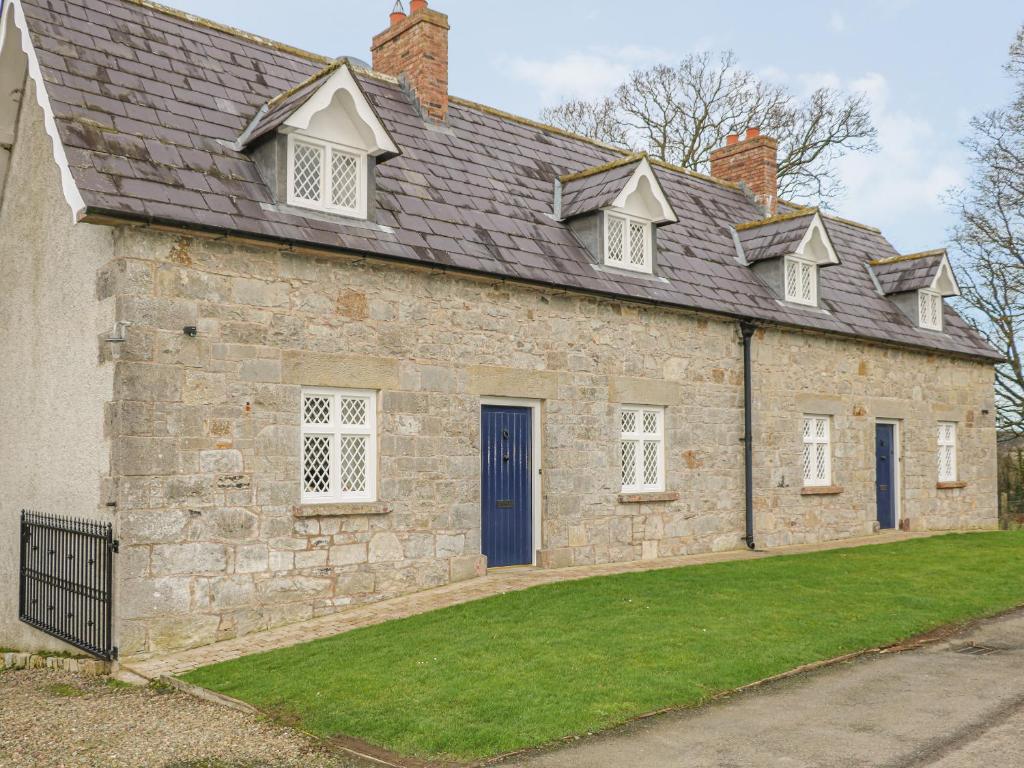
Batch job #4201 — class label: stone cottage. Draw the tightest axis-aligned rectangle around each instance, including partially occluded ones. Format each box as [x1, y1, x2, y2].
[0, 0, 999, 659]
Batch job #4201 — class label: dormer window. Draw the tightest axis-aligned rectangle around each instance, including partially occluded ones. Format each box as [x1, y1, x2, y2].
[237, 61, 399, 223]
[288, 135, 366, 218]
[785, 256, 817, 306]
[919, 289, 943, 331]
[736, 209, 840, 310]
[556, 155, 677, 277]
[867, 249, 960, 334]
[605, 213, 652, 272]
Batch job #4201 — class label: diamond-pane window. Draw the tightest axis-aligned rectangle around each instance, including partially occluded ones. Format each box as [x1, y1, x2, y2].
[304, 395, 331, 425]
[802, 415, 831, 487]
[331, 149, 360, 211]
[288, 136, 366, 217]
[785, 257, 816, 306]
[938, 421, 957, 482]
[303, 434, 332, 495]
[607, 215, 625, 265]
[301, 388, 377, 503]
[605, 213, 652, 273]
[339, 397, 367, 426]
[292, 142, 322, 202]
[920, 290, 943, 331]
[621, 405, 664, 492]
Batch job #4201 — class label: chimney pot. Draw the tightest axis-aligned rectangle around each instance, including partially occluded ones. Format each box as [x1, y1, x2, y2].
[726, 133, 739, 146]
[745, 127, 760, 139]
[372, 1, 449, 122]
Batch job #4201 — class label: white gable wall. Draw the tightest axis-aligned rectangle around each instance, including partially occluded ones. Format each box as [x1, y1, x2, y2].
[0, 77, 114, 654]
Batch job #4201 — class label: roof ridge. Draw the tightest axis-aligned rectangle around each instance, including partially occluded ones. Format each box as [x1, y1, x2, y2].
[448, 96, 741, 193]
[122, 0, 334, 64]
[735, 207, 817, 232]
[559, 153, 645, 184]
[869, 249, 946, 267]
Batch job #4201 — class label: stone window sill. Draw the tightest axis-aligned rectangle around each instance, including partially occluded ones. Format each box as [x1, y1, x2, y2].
[801, 485, 844, 496]
[617, 491, 680, 504]
[937, 481, 968, 490]
[293, 503, 392, 518]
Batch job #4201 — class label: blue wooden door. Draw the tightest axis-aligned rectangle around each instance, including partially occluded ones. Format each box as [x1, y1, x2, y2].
[876, 423, 896, 529]
[481, 406, 533, 567]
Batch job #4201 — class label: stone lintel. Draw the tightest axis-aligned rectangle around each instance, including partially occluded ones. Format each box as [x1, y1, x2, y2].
[607, 376, 682, 406]
[467, 365, 558, 400]
[794, 394, 842, 416]
[282, 351, 399, 390]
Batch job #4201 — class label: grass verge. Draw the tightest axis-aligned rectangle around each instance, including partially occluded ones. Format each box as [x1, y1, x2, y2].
[184, 532, 1024, 762]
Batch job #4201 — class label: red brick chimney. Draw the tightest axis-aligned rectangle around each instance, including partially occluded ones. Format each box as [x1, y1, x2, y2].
[371, 1, 450, 122]
[709, 127, 778, 214]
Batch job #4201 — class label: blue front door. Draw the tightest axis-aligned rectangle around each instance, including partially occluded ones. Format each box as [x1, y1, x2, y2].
[876, 423, 896, 529]
[481, 405, 533, 567]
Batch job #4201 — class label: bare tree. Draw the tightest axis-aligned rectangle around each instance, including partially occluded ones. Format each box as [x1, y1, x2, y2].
[949, 25, 1024, 438]
[540, 51, 878, 204]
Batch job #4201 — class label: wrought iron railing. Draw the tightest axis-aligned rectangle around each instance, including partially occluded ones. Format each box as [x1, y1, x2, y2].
[19, 511, 117, 660]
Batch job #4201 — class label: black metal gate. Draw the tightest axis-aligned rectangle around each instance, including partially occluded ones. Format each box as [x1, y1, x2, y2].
[19, 511, 118, 660]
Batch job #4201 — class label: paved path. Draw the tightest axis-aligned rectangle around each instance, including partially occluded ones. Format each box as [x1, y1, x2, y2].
[502, 608, 1024, 768]
[126, 530, 935, 679]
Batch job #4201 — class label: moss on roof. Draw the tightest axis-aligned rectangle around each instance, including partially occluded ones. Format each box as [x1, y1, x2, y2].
[266, 61, 341, 109]
[869, 249, 946, 267]
[559, 154, 646, 184]
[734, 207, 818, 232]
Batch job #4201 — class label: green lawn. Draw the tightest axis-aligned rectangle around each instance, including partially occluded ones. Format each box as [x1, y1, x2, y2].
[184, 532, 1024, 762]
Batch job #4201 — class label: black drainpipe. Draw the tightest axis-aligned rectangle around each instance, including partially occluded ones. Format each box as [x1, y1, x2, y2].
[740, 319, 758, 550]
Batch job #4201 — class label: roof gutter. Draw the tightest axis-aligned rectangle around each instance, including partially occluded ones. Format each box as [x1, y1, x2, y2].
[740, 319, 758, 550]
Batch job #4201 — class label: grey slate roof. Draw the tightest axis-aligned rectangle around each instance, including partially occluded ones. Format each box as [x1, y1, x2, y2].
[17, 0, 999, 361]
[870, 251, 949, 295]
[559, 155, 643, 219]
[736, 209, 820, 264]
[237, 61, 342, 148]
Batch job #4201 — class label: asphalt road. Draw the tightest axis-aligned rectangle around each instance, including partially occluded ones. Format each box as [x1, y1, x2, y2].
[504, 609, 1024, 768]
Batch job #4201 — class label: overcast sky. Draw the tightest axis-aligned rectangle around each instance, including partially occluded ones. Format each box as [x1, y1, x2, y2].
[172, 0, 1022, 253]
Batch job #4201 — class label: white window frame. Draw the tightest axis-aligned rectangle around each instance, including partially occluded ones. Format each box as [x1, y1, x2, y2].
[604, 212, 653, 273]
[784, 256, 818, 306]
[286, 133, 367, 219]
[802, 414, 832, 487]
[620, 405, 666, 493]
[938, 421, 958, 482]
[919, 289, 943, 331]
[300, 387, 377, 504]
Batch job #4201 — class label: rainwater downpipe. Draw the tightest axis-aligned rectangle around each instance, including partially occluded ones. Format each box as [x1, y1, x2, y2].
[740, 319, 758, 550]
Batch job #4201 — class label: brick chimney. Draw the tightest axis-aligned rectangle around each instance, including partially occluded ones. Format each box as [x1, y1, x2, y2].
[371, 1, 450, 122]
[709, 127, 778, 214]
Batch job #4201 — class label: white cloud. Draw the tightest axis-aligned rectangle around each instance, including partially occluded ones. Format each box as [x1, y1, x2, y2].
[830, 10, 846, 32]
[834, 73, 965, 246]
[502, 46, 673, 106]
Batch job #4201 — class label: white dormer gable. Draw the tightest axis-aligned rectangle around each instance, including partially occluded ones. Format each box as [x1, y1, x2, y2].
[283, 65, 398, 158]
[790, 213, 839, 266]
[918, 253, 959, 331]
[783, 213, 838, 306]
[609, 157, 678, 225]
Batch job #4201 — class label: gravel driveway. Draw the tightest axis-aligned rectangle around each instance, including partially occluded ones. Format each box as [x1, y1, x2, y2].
[0, 668, 371, 768]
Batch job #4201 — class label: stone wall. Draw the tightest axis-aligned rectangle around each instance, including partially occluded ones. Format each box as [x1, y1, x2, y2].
[106, 225, 997, 659]
[0, 79, 115, 652]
